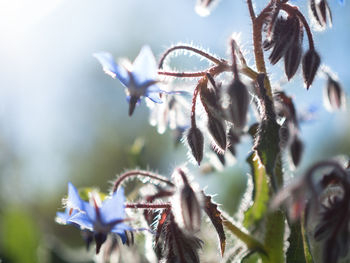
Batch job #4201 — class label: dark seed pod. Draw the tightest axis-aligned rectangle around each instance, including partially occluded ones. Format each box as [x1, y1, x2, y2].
[226, 79, 249, 130]
[290, 135, 303, 168]
[187, 126, 204, 165]
[207, 115, 227, 151]
[324, 76, 346, 111]
[302, 49, 321, 89]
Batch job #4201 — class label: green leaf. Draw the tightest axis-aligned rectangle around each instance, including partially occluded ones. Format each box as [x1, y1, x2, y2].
[202, 191, 226, 256]
[253, 74, 281, 186]
[243, 152, 270, 228]
[1, 209, 40, 263]
[254, 118, 280, 178]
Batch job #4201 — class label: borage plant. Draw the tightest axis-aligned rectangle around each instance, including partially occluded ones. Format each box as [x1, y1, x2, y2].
[57, 0, 349, 262]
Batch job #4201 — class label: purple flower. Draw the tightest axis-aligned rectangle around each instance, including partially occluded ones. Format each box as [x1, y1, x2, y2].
[94, 46, 165, 116]
[56, 183, 131, 253]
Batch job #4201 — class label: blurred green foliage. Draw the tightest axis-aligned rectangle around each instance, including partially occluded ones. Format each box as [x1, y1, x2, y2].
[0, 209, 40, 263]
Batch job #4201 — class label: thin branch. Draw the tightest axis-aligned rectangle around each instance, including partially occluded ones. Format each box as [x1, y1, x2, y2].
[158, 70, 207, 78]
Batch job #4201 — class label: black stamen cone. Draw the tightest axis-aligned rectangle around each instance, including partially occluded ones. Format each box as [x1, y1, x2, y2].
[128, 96, 139, 116]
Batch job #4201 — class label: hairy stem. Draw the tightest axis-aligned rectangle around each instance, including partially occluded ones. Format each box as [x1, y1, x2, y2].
[113, 170, 174, 193]
[158, 45, 223, 69]
[247, 0, 256, 21]
[125, 203, 171, 209]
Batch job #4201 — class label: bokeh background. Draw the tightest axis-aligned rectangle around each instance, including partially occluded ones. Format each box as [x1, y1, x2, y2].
[0, 0, 349, 262]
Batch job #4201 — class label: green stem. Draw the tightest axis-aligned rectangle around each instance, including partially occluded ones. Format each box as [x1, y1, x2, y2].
[222, 214, 267, 255]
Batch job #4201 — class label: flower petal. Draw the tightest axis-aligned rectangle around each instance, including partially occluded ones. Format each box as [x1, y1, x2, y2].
[94, 52, 130, 86]
[146, 92, 163, 104]
[67, 182, 84, 210]
[99, 188, 126, 223]
[132, 46, 157, 85]
[68, 212, 94, 231]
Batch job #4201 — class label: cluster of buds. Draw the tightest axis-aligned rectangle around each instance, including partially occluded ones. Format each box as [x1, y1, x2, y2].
[263, 2, 321, 89]
[56, 167, 228, 262]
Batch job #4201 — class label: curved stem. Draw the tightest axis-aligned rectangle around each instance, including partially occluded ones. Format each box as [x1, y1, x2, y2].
[158, 45, 222, 69]
[125, 202, 171, 209]
[280, 3, 314, 50]
[191, 79, 206, 127]
[113, 170, 174, 193]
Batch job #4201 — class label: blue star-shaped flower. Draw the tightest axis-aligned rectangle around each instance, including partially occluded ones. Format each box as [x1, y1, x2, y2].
[56, 182, 84, 225]
[56, 183, 131, 254]
[94, 46, 164, 116]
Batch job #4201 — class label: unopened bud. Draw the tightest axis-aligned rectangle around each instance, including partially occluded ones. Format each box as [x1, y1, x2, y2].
[269, 15, 300, 65]
[207, 115, 227, 151]
[172, 169, 201, 233]
[324, 77, 346, 111]
[226, 79, 249, 130]
[309, 0, 332, 29]
[284, 42, 302, 80]
[187, 126, 204, 165]
[302, 49, 321, 89]
[290, 135, 303, 168]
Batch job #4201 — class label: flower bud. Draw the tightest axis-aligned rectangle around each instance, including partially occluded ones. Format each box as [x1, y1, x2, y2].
[309, 0, 332, 29]
[226, 79, 249, 130]
[269, 15, 300, 65]
[186, 126, 204, 165]
[302, 49, 321, 89]
[172, 169, 201, 233]
[284, 44, 302, 80]
[290, 135, 303, 168]
[207, 115, 227, 151]
[324, 77, 346, 111]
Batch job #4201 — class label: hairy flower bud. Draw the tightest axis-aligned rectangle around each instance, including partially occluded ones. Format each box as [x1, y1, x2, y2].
[226, 79, 249, 130]
[187, 126, 204, 165]
[290, 135, 303, 168]
[269, 15, 300, 65]
[172, 169, 202, 233]
[302, 49, 321, 89]
[324, 76, 346, 111]
[309, 0, 332, 29]
[207, 115, 227, 151]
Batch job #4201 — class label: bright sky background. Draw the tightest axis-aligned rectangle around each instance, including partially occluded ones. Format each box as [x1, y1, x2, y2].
[0, 0, 349, 201]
